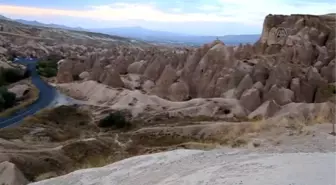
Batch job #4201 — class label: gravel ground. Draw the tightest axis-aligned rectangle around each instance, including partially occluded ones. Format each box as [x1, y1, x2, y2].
[29, 149, 336, 185]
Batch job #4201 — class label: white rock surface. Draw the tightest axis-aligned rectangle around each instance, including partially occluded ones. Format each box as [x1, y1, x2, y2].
[30, 149, 336, 185]
[0, 161, 29, 185]
[8, 84, 30, 99]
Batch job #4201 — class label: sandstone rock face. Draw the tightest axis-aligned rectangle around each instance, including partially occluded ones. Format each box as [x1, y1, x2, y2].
[240, 88, 261, 112]
[248, 100, 281, 119]
[79, 71, 90, 80]
[265, 85, 294, 105]
[142, 80, 155, 93]
[57, 59, 76, 83]
[152, 65, 177, 98]
[57, 80, 248, 119]
[2, 13, 332, 113]
[235, 74, 254, 99]
[127, 60, 147, 74]
[65, 15, 333, 109]
[272, 101, 335, 124]
[99, 65, 124, 88]
[8, 84, 30, 100]
[0, 161, 29, 185]
[168, 81, 190, 101]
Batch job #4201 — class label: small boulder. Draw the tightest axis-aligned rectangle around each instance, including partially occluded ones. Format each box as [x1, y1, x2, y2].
[235, 74, 253, 99]
[265, 85, 294, 105]
[0, 161, 29, 185]
[313, 61, 324, 70]
[221, 89, 237, 99]
[248, 100, 281, 119]
[8, 84, 30, 100]
[99, 66, 125, 88]
[168, 81, 190, 101]
[142, 80, 155, 93]
[290, 78, 300, 102]
[252, 82, 264, 91]
[127, 60, 147, 74]
[79, 71, 90, 80]
[240, 88, 261, 112]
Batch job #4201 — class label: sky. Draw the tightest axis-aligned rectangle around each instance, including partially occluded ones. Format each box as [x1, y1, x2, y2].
[0, 0, 335, 36]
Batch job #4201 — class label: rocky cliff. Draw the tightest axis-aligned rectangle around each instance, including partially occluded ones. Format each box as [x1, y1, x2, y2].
[56, 14, 336, 114]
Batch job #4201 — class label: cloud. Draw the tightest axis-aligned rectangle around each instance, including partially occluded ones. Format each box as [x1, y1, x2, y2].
[0, 0, 335, 26]
[198, 5, 221, 12]
[215, 0, 336, 23]
[0, 3, 248, 24]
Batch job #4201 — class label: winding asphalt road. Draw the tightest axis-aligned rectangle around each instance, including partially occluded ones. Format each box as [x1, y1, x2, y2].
[0, 58, 57, 128]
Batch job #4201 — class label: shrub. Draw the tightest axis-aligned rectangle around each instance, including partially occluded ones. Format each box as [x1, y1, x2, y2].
[1, 68, 23, 83]
[0, 87, 16, 110]
[37, 60, 58, 78]
[0, 67, 26, 86]
[72, 74, 80, 81]
[98, 112, 130, 129]
[40, 68, 57, 78]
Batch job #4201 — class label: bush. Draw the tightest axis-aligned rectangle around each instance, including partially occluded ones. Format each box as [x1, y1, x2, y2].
[0, 87, 16, 111]
[0, 67, 26, 86]
[37, 60, 58, 78]
[4, 68, 23, 83]
[39, 67, 57, 78]
[98, 112, 130, 129]
[72, 74, 80, 81]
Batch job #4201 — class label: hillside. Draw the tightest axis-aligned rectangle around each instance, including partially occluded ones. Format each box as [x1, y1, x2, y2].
[0, 15, 259, 46]
[0, 17, 153, 60]
[92, 27, 260, 46]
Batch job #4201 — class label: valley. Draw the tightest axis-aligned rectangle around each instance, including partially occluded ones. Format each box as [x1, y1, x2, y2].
[0, 13, 335, 185]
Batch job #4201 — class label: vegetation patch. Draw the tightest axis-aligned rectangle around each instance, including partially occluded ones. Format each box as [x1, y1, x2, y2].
[131, 120, 275, 149]
[0, 105, 96, 142]
[0, 67, 28, 86]
[98, 111, 131, 129]
[316, 84, 336, 102]
[36, 60, 58, 78]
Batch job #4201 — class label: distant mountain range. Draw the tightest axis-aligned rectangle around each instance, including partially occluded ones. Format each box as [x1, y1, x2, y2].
[92, 27, 260, 46]
[0, 15, 260, 46]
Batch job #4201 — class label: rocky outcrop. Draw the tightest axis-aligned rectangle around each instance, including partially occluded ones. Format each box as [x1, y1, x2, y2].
[0, 161, 29, 185]
[8, 84, 30, 100]
[3, 13, 332, 114]
[79, 71, 90, 80]
[57, 80, 247, 119]
[168, 80, 190, 101]
[264, 85, 294, 105]
[127, 60, 148, 74]
[152, 65, 178, 98]
[240, 88, 261, 112]
[99, 65, 125, 88]
[248, 100, 281, 119]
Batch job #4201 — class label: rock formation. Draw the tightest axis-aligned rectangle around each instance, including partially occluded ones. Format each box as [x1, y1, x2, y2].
[0, 13, 335, 114]
[0, 161, 29, 185]
[51, 14, 336, 114]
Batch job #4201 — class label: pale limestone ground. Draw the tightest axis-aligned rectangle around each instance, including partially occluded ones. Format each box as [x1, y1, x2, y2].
[29, 149, 335, 185]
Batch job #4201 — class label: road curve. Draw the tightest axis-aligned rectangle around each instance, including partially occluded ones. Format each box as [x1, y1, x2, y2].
[0, 58, 57, 128]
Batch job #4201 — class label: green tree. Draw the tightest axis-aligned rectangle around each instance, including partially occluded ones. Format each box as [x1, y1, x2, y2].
[0, 87, 16, 110]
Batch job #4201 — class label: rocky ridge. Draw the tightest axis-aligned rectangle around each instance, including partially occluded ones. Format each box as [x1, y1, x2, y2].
[0, 18, 155, 61]
[56, 14, 336, 117]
